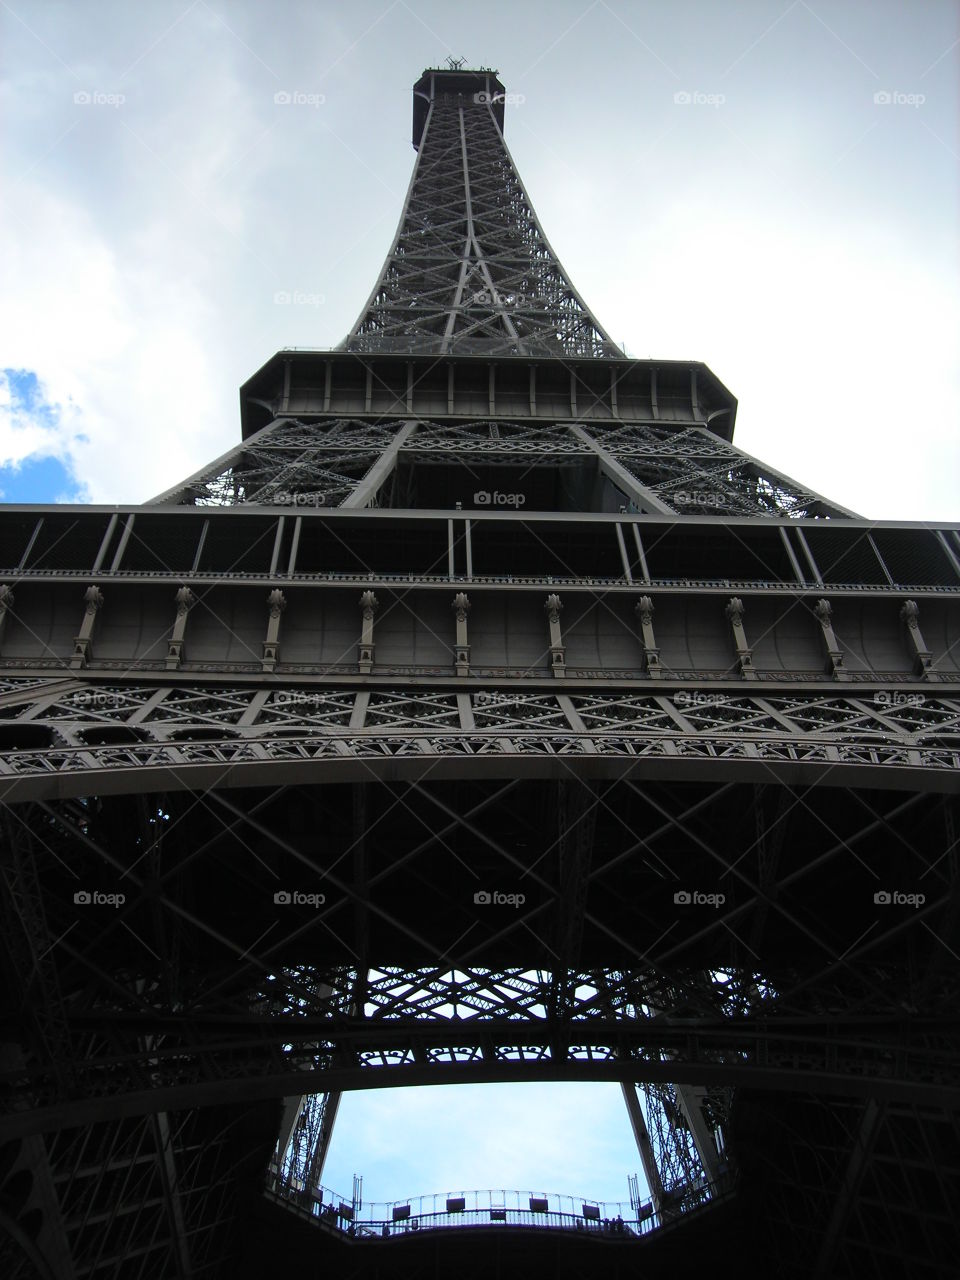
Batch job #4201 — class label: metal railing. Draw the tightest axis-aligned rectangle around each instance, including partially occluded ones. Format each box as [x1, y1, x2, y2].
[266, 1166, 733, 1242]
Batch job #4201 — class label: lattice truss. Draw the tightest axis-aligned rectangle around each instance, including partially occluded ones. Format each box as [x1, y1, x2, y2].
[155, 418, 401, 508]
[0, 803, 277, 1280]
[272, 967, 737, 1206]
[1, 682, 958, 788]
[342, 91, 620, 356]
[584, 423, 847, 518]
[24, 1111, 257, 1280]
[743, 1094, 960, 1279]
[638, 1081, 716, 1197]
[2, 767, 957, 1273]
[154, 417, 847, 517]
[2, 775, 956, 1104]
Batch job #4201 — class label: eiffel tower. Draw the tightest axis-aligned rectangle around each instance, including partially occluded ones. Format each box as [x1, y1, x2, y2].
[1, 63, 958, 1280]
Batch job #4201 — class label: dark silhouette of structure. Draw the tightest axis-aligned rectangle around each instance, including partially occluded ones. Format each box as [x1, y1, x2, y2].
[1, 64, 958, 1280]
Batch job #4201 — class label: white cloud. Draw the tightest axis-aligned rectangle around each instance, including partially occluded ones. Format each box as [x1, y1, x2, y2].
[0, 174, 231, 501]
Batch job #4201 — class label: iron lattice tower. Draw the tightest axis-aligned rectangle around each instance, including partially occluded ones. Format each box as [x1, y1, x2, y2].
[1, 65, 958, 1280]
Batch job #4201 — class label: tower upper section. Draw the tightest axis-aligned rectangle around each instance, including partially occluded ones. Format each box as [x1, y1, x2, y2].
[342, 67, 621, 359]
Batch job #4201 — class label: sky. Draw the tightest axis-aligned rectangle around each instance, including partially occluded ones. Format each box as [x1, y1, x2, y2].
[2, 0, 959, 1208]
[320, 1080, 644, 1212]
[2, 0, 958, 516]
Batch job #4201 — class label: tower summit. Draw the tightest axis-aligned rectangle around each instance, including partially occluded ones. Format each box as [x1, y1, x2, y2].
[0, 64, 958, 1280]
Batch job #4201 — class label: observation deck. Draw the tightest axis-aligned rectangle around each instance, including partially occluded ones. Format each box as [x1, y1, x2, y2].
[264, 1165, 736, 1243]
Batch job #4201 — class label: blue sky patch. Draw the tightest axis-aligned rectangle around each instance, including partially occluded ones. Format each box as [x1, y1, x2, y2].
[1, 368, 87, 502]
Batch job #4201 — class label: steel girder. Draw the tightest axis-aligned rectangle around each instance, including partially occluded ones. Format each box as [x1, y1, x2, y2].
[738, 1093, 960, 1278]
[0, 680, 958, 800]
[342, 85, 619, 357]
[147, 416, 853, 516]
[1, 776, 957, 1124]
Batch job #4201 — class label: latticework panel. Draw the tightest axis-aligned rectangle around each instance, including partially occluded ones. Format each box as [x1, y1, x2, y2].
[343, 91, 619, 357]
[154, 416, 852, 517]
[156, 419, 402, 508]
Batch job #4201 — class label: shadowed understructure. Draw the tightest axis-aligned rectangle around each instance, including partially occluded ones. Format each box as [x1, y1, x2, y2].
[1, 64, 958, 1280]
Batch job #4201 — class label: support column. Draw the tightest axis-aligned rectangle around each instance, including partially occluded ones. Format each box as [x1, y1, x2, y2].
[452, 592, 471, 675]
[151, 1110, 192, 1278]
[634, 596, 662, 678]
[274, 1097, 305, 1181]
[262, 589, 286, 673]
[724, 597, 757, 679]
[340, 420, 418, 509]
[569, 425, 674, 514]
[673, 1084, 725, 1185]
[544, 594, 565, 677]
[358, 591, 379, 674]
[165, 587, 195, 671]
[0, 584, 15, 649]
[306, 1091, 343, 1188]
[900, 600, 937, 680]
[69, 585, 104, 670]
[813, 598, 847, 681]
[621, 1082, 664, 1217]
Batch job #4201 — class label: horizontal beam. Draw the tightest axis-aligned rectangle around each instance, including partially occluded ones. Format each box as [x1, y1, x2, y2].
[3, 504, 957, 533]
[5, 1056, 958, 1141]
[0, 737, 957, 805]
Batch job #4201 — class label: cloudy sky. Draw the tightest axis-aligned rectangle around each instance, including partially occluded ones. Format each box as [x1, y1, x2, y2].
[2, 0, 958, 516]
[3, 0, 958, 1207]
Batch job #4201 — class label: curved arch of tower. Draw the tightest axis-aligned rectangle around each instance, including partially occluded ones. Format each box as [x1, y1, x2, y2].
[1, 64, 958, 1280]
